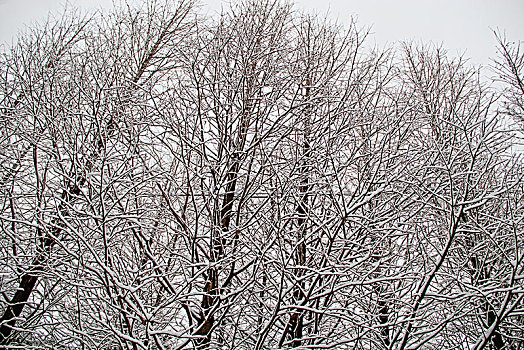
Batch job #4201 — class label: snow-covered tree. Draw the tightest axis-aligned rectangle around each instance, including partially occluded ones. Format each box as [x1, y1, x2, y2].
[0, 1, 522, 349]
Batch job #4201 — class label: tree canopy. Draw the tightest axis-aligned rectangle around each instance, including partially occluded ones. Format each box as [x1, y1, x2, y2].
[0, 1, 523, 349]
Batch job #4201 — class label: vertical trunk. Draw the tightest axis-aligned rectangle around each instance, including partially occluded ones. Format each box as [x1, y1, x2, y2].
[292, 139, 309, 347]
[378, 296, 390, 347]
[280, 78, 311, 348]
[0, 184, 81, 345]
[195, 161, 238, 347]
[0, 270, 39, 344]
[293, 79, 311, 347]
[465, 215, 505, 350]
[195, 73, 252, 347]
[487, 307, 504, 350]
[371, 255, 390, 347]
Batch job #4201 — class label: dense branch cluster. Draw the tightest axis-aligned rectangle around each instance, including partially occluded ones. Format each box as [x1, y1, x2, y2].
[0, 1, 523, 349]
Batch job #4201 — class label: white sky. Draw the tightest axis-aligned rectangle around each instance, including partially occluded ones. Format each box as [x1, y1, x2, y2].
[0, 0, 522, 69]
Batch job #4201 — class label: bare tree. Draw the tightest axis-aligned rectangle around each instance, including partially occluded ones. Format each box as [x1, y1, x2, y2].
[384, 44, 524, 350]
[0, 1, 196, 347]
[1, 1, 522, 349]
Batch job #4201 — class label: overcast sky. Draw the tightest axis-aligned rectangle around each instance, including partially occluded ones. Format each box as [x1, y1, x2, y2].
[0, 0, 522, 69]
